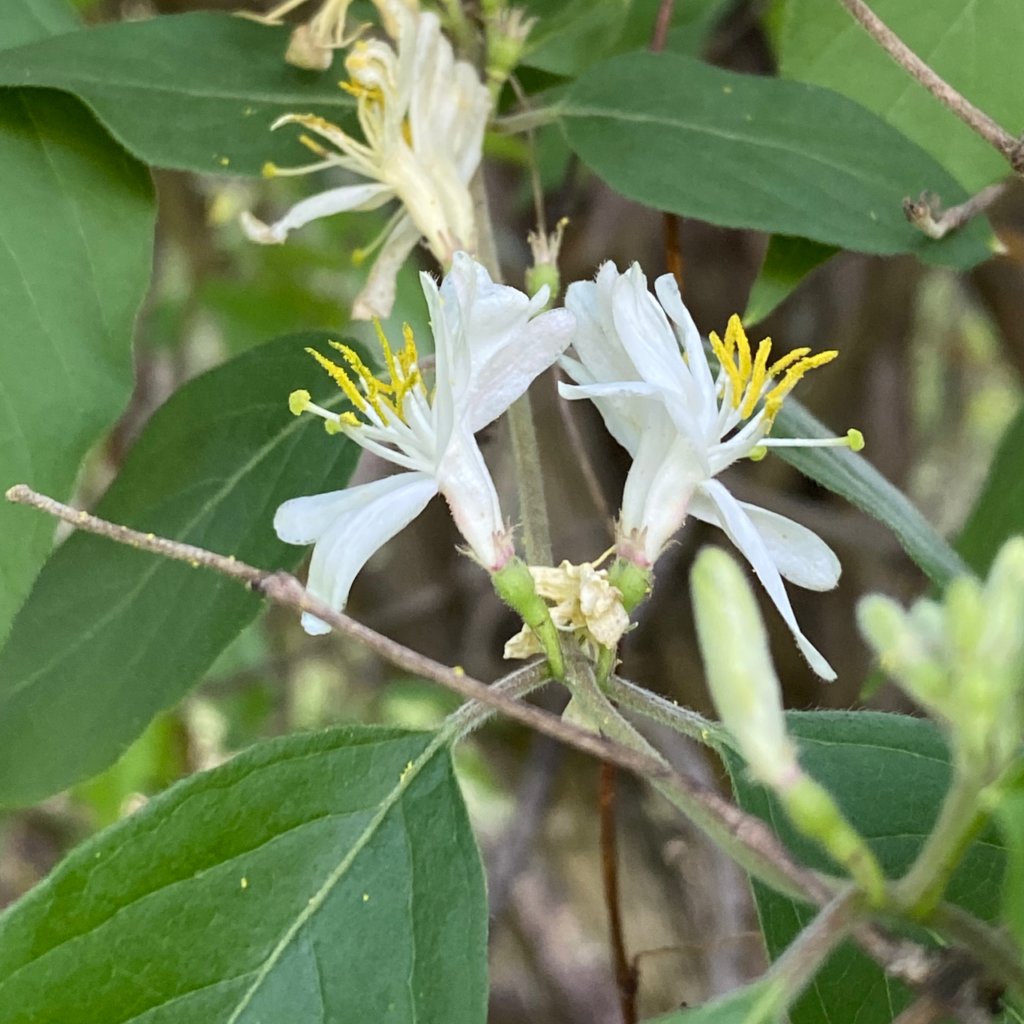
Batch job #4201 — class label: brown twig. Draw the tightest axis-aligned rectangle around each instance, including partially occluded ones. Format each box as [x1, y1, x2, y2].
[903, 184, 1009, 240]
[600, 762, 638, 1024]
[4, 484, 962, 996]
[833, 0, 1024, 172]
[649, 0, 675, 53]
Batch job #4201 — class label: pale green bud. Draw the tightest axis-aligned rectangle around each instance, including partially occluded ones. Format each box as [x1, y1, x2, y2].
[690, 547, 797, 789]
[607, 557, 652, 614]
[492, 557, 565, 679]
[857, 595, 951, 716]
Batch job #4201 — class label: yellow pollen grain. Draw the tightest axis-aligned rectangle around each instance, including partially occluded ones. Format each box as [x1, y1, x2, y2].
[305, 348, 367, 411]
[363, 893, 369, 902]
[740, 337, 772, 419]
[219, 157, 230, 166]
[241, 877, 248, 889]
[399, 760, 414, 782]
[709, 330, 744, 407]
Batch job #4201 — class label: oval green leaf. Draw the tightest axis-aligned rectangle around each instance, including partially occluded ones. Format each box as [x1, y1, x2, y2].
[0, 87, 154, 643]
[558, 52, 994, 269]
[0, 332, 363, 807]
[0, 12, 354, 175]
[0, 725, 487, 1023]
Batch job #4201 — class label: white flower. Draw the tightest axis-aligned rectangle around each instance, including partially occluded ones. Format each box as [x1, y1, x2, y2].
[276, 252, 575, 634]
[560, 263, 862, 681]
[241, 2, 490, 321]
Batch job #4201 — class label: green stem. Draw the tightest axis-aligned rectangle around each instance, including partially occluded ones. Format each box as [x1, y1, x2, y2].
[560, 644, 818, 902]
[469, 170, 554, 567]
[895, 771, 987, 916]
[447, 659, 552, 743]
[602, 674, 732, 751]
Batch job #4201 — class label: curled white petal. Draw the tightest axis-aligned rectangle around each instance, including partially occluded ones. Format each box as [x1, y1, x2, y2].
[283, 472, 438, 633]
[687, 493, 841, 591]
[241, 182, 395, 245]
[698, 480, 836, 680]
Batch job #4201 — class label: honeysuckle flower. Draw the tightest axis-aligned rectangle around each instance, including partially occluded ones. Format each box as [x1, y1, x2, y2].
[560, 263, 863, 680]
[275, 252, 575, 634]
[241, 1, 490, 320]
[504, 558, 630, 659]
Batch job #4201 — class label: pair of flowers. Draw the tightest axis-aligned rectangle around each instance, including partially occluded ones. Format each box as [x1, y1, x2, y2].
[278, 253, 852, 680]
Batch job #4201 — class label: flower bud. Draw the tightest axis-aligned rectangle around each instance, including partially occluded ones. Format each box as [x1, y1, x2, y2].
[690, 547, 798, 789]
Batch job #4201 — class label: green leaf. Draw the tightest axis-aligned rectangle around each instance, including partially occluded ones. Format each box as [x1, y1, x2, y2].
[994, 768, 1024, 954]
[653, 979, 785, 1024]
[522, 0, 728, 75]
[558, 52, 994, 269]
[778, 0, 1024, 193]
[1, 0, 79, 50]
[956, 405, 1024, 576]
[0, 12, 355, 176]
[0, 332, 363, 807]
[0, 88, 154, 643]
[0, 725, 488, 1024]
[731, 711, 1006, 1024]
[773, 397, 969, 587]
[743, 236, 838, 325]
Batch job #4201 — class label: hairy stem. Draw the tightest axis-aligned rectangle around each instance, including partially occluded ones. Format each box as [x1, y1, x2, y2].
[928, 901, 1024, 1000]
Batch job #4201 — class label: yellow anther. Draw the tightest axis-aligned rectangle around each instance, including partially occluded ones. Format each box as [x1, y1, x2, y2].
[399, 323, 418, 376]
[339, 411, 360, 426]
[726, 315, 752, 387]
[847, 428, 865, 452]
[298, 133, 330, 159]
[262, 162, 279, 179]
[767, 347, 811, 378]
[375, 391, 405, 424]
[748, 445, 768, 461]
[372, 319, 401, 387]
[289, 389, 311, 416]
[339, 80, 384, 104]
[329, 340, 390, 395]
[401, 118, 412, 146]
[324, 419, 342, 434]
[762, 350, 838, 423]
[741, 337, 772, 419]
[709, 330, 744, 406]
[305, 347, 367, 411]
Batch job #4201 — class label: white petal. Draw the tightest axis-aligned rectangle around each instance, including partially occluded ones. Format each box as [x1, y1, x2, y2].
[699, 479, 836, 680]
[687, 493, 841, 591]
[352, 214, 422, 321]
[295, 472, 438, 633]
[654, 274, 716, 420]
[242, 183, 396, 245]
[565, 269, 639, 385]
[466, 307, 575, 433]
[558, 358, 645, 457]
[632, 430, 705, 563]
[436, 423, 508, 569]
[610, 265, 708, 452]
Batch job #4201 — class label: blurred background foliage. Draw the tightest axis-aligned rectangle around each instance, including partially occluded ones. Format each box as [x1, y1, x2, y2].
[4, 0, 1024, 1020]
